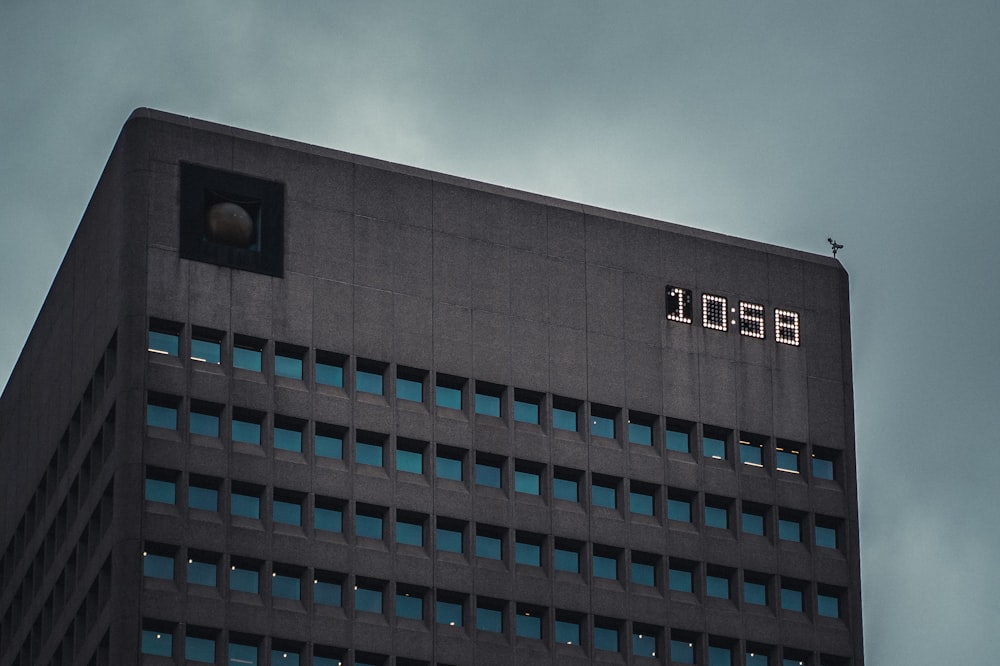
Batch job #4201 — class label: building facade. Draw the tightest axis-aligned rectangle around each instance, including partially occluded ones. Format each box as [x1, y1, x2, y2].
[0, 109, 863, 666]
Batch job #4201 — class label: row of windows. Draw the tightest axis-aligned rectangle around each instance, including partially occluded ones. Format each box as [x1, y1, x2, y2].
[141, 619, 849, 665]
[147, 323, 840, 481]
[145, 468, 845, 552]
[143, 540, 846, 620]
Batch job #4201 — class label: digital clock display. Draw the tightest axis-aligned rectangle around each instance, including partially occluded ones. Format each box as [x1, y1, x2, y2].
[665, 285, 800, 346]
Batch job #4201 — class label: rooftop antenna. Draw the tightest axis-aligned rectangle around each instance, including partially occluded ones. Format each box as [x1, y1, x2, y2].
[827, 237, 843, 258]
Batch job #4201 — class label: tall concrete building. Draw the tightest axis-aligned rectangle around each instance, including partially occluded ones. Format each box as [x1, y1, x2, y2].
[0, 109, 863, 666]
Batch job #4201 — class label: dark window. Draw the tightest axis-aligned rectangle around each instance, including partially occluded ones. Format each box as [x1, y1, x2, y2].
[273, 494, 303, 526]
[271, 567, 301, 600]
[191, 329, 222, 364]
[396, 438, 425, 474]
[185, 631, 216, 663]
[147, 395, 178, 430]
[233, 335, 263, 372]
[187, 552, 218, 587]
[555, 614, 581, 645]
[145, 471, 176, 504]
[780, 581, 804, 612]
[437, 521, 464, 554]
[779, 512, 803, 542]
[593, 549, 618, 580]
[629, 485, 655, 516]
[776, 444, 801, 474]
[356, 506, 384, 540]
[669, 561, 695, 593]
[706, 569, 731, 599]
[666, 424, 691, 453]
[513, 389, 541, 425]
[594, 621, 620, 652]
[590, 405, 617, 439]
[315, 424, 345, 460]
[143, 546, 174, 580]
[356, 435, 384, 467]
[631, 553, 657, 587]
[667, 492, 693, 523]
[141, 626, 173, 656]
[232, 410, 263, 446]
[355, 581, 384, 614]
[476, 600, 504, 633]
[231, 485, 261, 519]
[744, 576, 769, 606]
[554, 541, 581, 573]
[515, 533, 542, 567]
[742, 504, 767, 536]
[592, 476, 618, 509]
[148, 323, 180, 357]
[703, 431, 727, 460]
[818, 588, 842, 618]
[274, 344, 305, 380]
[633, 626, 658, 658]
[813, 447, 838, 480]
[628, 412, 655, 446]
[816, 518, 840, 549]
[396, 588, 424, 619]
[514, 464, 541, 495]
[436, 448, 464, 481]
[474, 382, 503, 417]
[396, 367, 425, 403]
[274, 420, 304, 453]
[553, 468, 580, 502]
[230, 560, 260, 593]
[356, 360, 385, 396]
[552, 397, 579, 432]
[228, 639, 259, 666]
[396, 513, 424, 547]
[188, 476, 220, 512]
[740, 438, 764, 467]
[315, 500, 344, 533]
[516, 605, 543, 639]
[708, 644, 733, 666]
[316, 351, 346, 388]
[475, 527, 503, 561]
[190, 402, 221, 437]
[475, 457, 503, 488]
[313, 573, 342, 607]
[705, 498, 730, 529]
[271, 646, 300, 666]
[436, 595, 464, 627]
[435, 374, 465, 411]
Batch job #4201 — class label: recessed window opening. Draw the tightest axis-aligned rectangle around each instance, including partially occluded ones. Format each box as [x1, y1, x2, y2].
[513, 389, 541, 425]
[474, 381, 504, 417]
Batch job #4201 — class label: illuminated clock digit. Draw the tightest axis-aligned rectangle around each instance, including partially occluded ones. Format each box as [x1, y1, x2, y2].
[775, 309, 801, 346]
[665, 286, 692, 324]
[702, 294, 728, 331]
[739, 302, 765, 339]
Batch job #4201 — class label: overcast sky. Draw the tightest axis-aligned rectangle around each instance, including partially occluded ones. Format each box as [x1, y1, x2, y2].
[3, 2, 999, 663]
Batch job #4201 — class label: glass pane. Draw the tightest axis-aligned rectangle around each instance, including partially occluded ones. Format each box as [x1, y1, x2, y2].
[189, 484, 218, 511]
[555, 620, 580, 645]
[229, 642, 258, 665]
[813, 455, 835, 480]
[592, 484, 616, 508]
[148, 330, 178, 356]
[316, 434, 343, 459]
[274, 500, 302, 526]
[356, 442, 383, 467]
[143, 552, 173, 579]
[234, 346, 262, 372]
[476, 535, 502, 560]
[437, 527, 463, 553]
[231, 492, 260, 519]
[314, 657, 342, 666]
[553, 477, 578, 502]
[356, 370, 384, 395]
[709, 646, 732, 666]
[669, 568, 693, 592]
[191, 338, 221, 364]
[516, 612, 541, 638]
[705, 506, 728, 528]
[816, 525, 838, 548]
[356, 514, 383, 539]
[475, 463, 501, 487]
[668, 499, 691, 522]
[315, 507, 343, 533]
[628, 422, 652, 446]
[230, 567, 259, 593]
[145, 478, 175, 504]
[515, 541, 541, 566]
[514, 470, 540, 495]
[630, 492, 654, 515]
[745, 581, 767, 605]
[477, 606, 503, 632]
[397, 521, 423, 546]
[707, 574, 730, 598]
[188, 560, 217, 586]
[147, 403, 177, 429]
[590, 414, 615, 439]
[779, 518, 802, 542]
[437, 599, 463, 626]
[190, 411, 220, 437]
[396, 593, 422, 619]
[776, 449, 800, 473]
[272, 649, 299, 665]
[272, 573, 300, 599]
[594, 626, 619, 652]
[554, 547, 579, 572]
[475, 393, 501, 417]
[593, 554, 616, 579]
[671, 639, 695, 664]
[355, 587, 383, 613]
[634, 632, 656, 657]
[436, 385, 462, 410]
[704, 436, 726, 459]
[275, 354, 303, 379]
[316, 362, 343, 387]
[186, 635, 215, 662]
[314, 580, 342, 606]
[397, 376, 423, 402]
[632, 561, 655, 586]
[742, 511, 765, 535]
[397, 448, 423, 474]
[552, 407, 577, 432]
[666, 428, 690, 452]
[142, 629, 172, 656]
[741, 443, 763, 466]
[781, 587, 803, 611]
[232, 418, 261, 445]
[513, 399, 539, 424]
[274, 426, 302, 452]
[818, 594, 840, 617]
[436, 455, 462, 481]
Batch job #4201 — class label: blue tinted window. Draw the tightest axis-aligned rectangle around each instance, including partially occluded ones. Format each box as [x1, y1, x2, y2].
[476, 534, 502, 560]
[314, 579, 342, 606]
[356, 513, 383, 540]
[397, 519, 423, 546]
[669, 567, 693, 592]
[231, 491, 260, 519]
[356, 369, 384, 395]
[707, 574, 730, 598]
[630, 491, 654, 516]
[671, 639, 695, 664]
[592, 483, 616, 508]
[743, 511, 765, 536]
[477, 606, 503, 632]
[666, 428, 690, 452]
[816, 525, 838, 549]
[316, 433, 343, 459]
[143, 552, 173, 579]
[397, 448, 423, 474]
[145, 477, 175, 504]
[275, 354, 303, 379]
[233, 345, 262, 372]
[316, 361, 344, 387]
[189, 483, 218, 511]
[142, 629, 172, 656]
[594, 625, 619, 652]
[147, 403, 177, 429]
[232, 417, 261, 445]
[628, 422, 652, 446]
[397, 376, 423, 402]
[552, 406, 577, 432]
[745, 580, 768, 605]
[190, 410, 219, 437]
[396, 592, 422, 619]
[274, 499, 302, 526]
[148, 330, 178, 356]
[272, 572, 300, 599]
[593, 554, 617, 579]
[436, 384, 462, 410]
[314, 657, 342, 666]
[779, 518, 802, 542]
[356, 441, 383, 467]
[555, 619, 580, 645]
[705, 505, 729, 529]
[191, 338, 221, 364]
[437, 599, 463, 626]
[514, 399, 539, 424]
[515, 540, 541, 566]
[355, 586, 383, 614]
[186, 635, 215, 663]
[776, 449, 800, 473]
[590, 414, 615, 439]
[514, 470, 540, 495]
[272, 648, 299, 665]
[274, 426, 302, 452]
[741, 442, 763, 466]
[230, 565, 259, 593]
[780, 586, 803, 611]
[436, 454, 462, 481]
[709, 645, 732, 666]
[554, 547, 579, 572]
[315, 506, 343, 533]
[634, 632, 656, 657]
[188, 558, 216, 586]
[632, 561, 655, 586]
[813, 454, 835, 480]
[818, 593, 840, 617]
[668, 498, 692, 522]
[475, 462, 501, 487]
[516, 612, 542, 638]
[704, 436, 726, 459]
[553, 476, 579, 502]
[475, 392, 500, 417]
[437, 527, 463, 553]
[229, 642, 258, 665]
